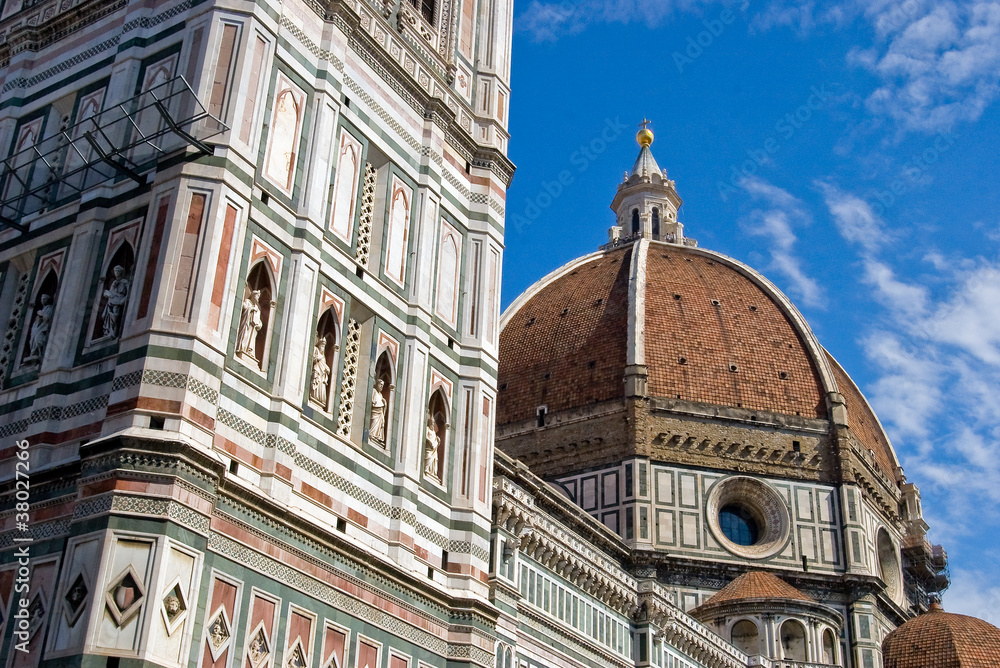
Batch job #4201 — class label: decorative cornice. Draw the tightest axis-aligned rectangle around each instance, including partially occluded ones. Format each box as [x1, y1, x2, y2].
[493, 465, 638, 617]
[638, 582, 749, 668]
[0, 0, 127, 64]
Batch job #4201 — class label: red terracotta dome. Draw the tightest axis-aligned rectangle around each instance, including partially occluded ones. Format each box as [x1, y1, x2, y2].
[498, 238, 900, 482]
[882, 602, 1000, 667]
[498, 248, 632, 422]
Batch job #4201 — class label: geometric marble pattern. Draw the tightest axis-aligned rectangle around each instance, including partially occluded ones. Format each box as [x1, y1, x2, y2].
[209, 532, 449, 655]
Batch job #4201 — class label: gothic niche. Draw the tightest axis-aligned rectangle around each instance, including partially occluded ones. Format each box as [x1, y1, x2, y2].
[92, 243, 134, 341]
[424, 390, 448, 481]
[310, 309, 339, 411]
[236, 263, 274, 369]
[368, 351, 394, 445]
[21, 270, 58, 366]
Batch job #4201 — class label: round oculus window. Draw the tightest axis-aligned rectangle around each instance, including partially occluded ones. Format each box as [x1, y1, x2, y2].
[719, 504, 760, 546]
[706, 476, 790, 559]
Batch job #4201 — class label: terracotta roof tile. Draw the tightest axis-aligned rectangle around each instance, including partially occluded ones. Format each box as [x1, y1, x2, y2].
[883, 603, 1000, 667]
[498, 248, 632, 425]
[694, 571, 814, 611]
[645, 249, 826, 418]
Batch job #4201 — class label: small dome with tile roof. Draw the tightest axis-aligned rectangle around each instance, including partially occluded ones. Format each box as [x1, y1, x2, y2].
[694, 571, 815, 609]
[882, 602, 1000, 667]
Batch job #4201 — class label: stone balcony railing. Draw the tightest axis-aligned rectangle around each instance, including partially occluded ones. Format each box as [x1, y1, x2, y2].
[747, 658, 839, 668]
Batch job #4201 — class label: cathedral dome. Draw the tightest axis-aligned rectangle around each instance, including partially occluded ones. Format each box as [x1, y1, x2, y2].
[497, 131, 900, 485]
[882, 602, 1000, 667]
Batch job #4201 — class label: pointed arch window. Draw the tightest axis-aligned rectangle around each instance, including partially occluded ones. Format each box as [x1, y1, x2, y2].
[435, 220, 462, 326]
[2, 118, 43, 211]
[264, 77, 306, 194]
[236, 262, 275, 370]
[133, 55, 178, 154]
[652, 208, 660, 237]
[330, 130, 362, 243]
[384, 177, 412, 286]
[631, 209, 640, 235]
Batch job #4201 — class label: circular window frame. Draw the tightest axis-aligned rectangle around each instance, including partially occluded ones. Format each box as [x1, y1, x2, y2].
[876, 528, 902, 601]
[706, 476, 791, 559]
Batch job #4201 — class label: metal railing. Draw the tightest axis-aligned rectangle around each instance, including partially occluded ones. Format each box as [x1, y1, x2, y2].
[0, 75, 226, 231]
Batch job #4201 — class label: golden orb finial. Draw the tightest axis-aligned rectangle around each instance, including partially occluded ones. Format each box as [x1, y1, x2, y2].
[636, 118, 653, 147]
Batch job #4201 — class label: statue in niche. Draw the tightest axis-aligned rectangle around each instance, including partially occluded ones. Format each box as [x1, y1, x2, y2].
[236, 289, 263, 360]
[310, 338, 331, 407]
[101, 265, 130, 339]
[369, 378, 388, 443]
[424, 413, 440, 480]
[25, 294, 54, 363]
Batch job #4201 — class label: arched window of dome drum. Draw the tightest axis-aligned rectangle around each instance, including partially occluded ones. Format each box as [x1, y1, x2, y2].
[631, 209, 640, 235]
[731, 620, 759, 655]
[822, 628, 837, 664]
[780, 620, 807, 662]
[719, 504, 759, 545]
[652, 208, 660, 237]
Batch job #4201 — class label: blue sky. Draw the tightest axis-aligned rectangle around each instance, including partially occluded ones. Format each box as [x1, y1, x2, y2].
[501, 0, 1000, 621]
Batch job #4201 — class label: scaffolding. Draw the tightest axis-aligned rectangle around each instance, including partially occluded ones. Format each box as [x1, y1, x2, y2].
[0, 76, 227, 231]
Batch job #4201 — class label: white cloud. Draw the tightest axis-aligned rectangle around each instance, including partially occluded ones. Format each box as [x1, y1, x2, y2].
[754, 0, 1000, 132]
[860, 0, 1000, 132]
[816, 181, 889, 252]
[749, 0, 816, 34]
[924, 265, 1000, 365]
[519, 0, 1000, 132]
[822, 184, 1000, 544]
[862, 331, 941, 441]
[740, 177, 825, 307]
[945, 567, 1000, 625]
[862, 258, 930, 316]
[515, 0, 732, 41]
